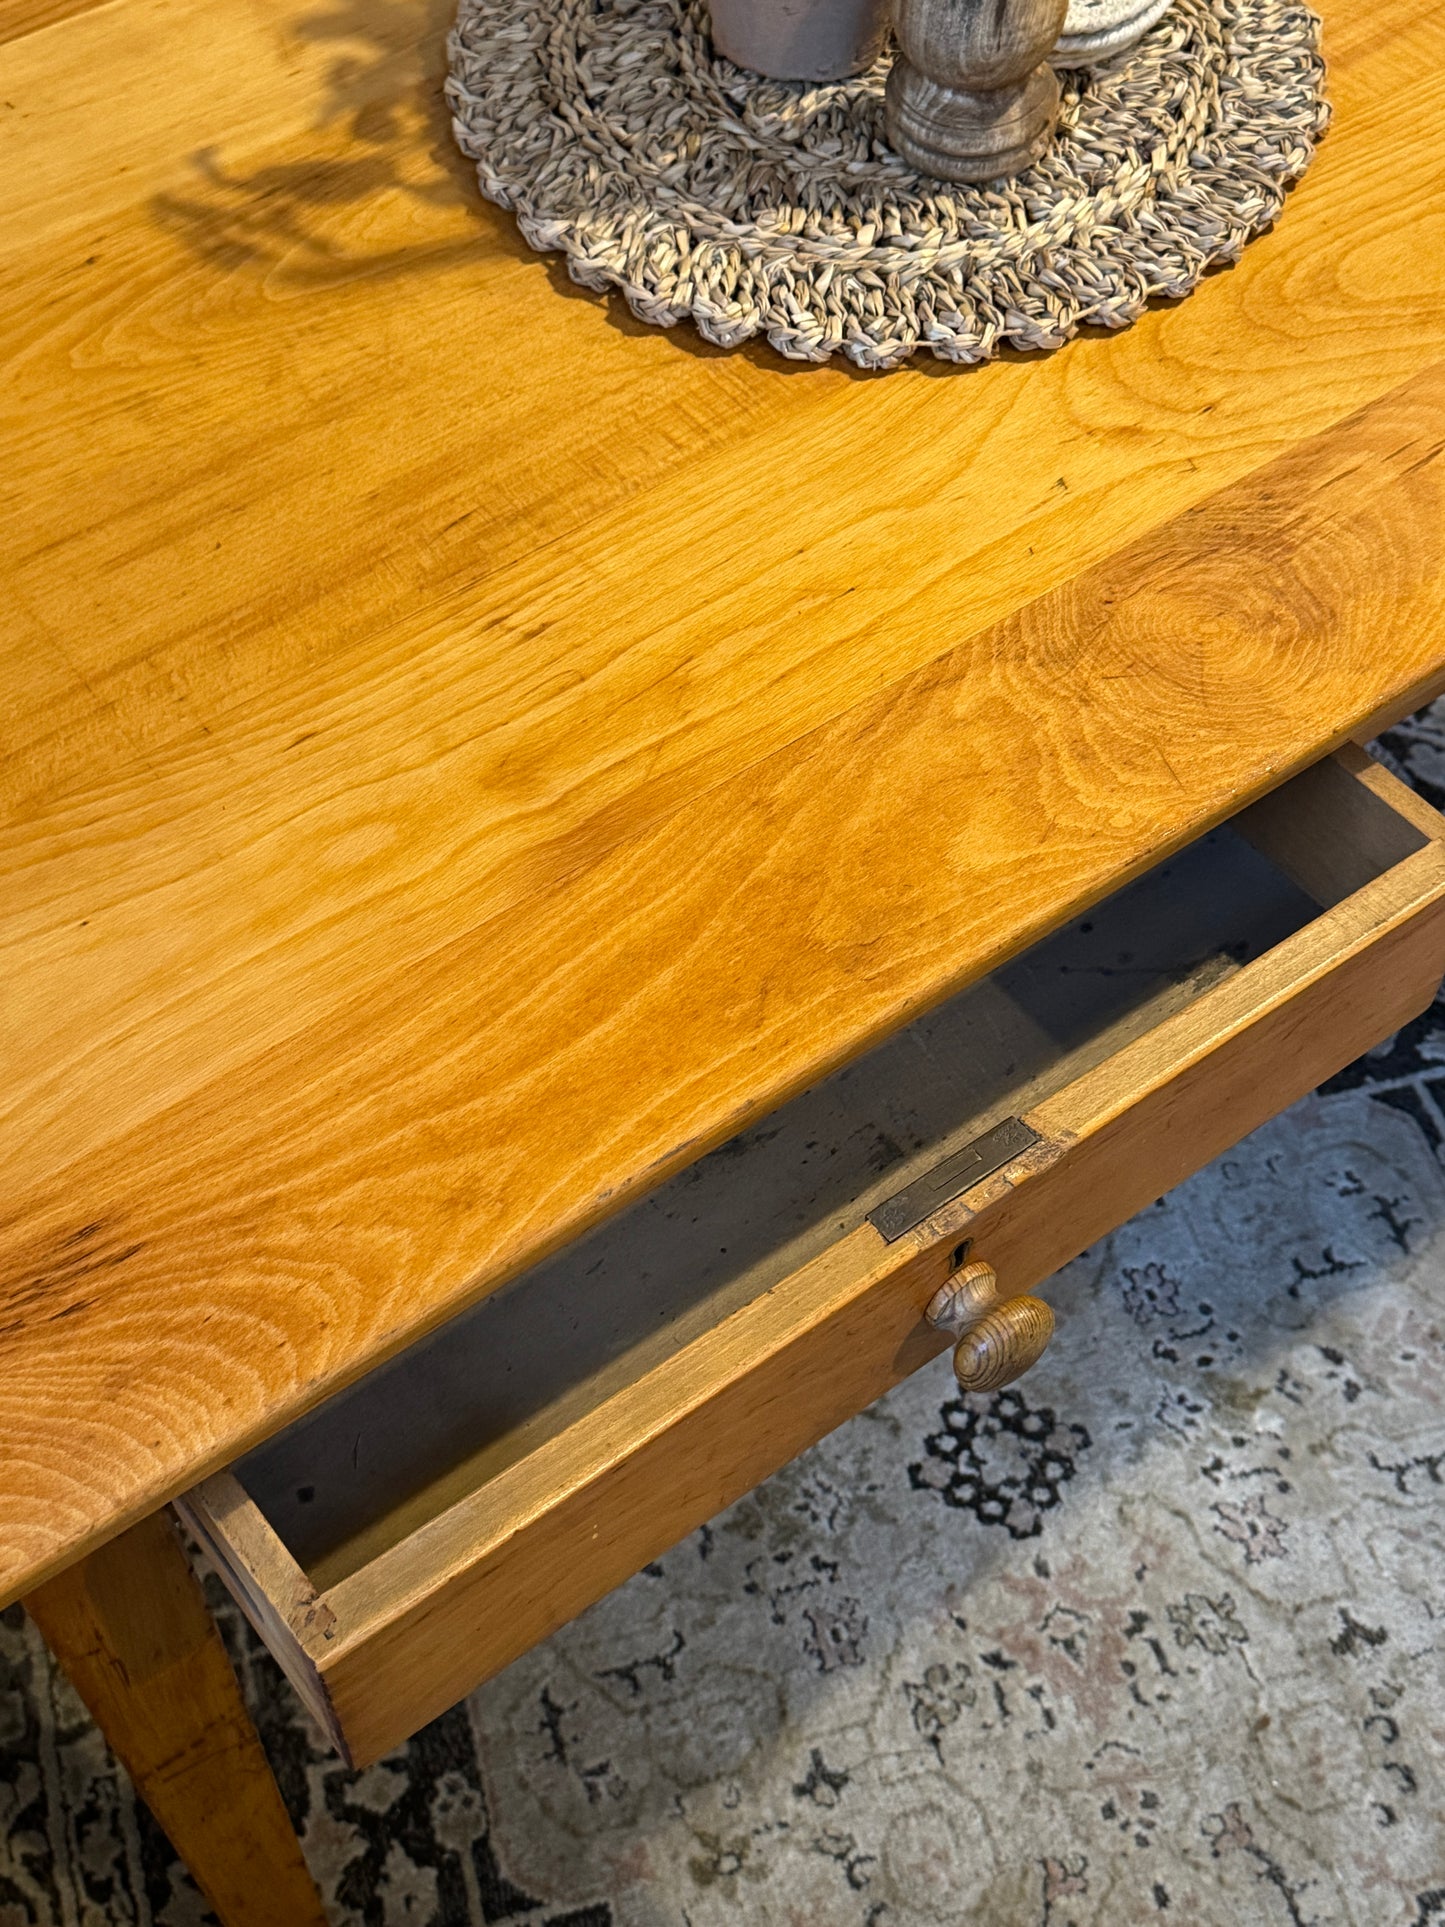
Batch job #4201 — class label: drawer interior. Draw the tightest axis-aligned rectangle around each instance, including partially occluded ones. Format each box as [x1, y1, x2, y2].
[235, 796, 1399, 1592]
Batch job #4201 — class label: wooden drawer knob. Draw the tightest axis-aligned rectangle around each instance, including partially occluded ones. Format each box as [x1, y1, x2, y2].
[925, 1258, 1054, 1393]
[951, 1295, 1054, 1392]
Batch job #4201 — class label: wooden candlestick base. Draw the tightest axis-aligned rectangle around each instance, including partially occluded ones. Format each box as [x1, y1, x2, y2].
[885, 61, 1060, 180]
[886, 0, 1068, 182]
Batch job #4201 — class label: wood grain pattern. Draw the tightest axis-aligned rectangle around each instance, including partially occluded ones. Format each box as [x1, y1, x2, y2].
[186, 756, 1445, 1766]
[174, 1472, 343, 1744]
[924, 1257, 1056, 1391]
[4, 365, 1445, 1609]
[22, 1510, 329, 1927]
[3, 0, 1445, 1605]
[926, 1258, 1004, 1334]
[951, 1296, 1056, 1391]
[0, 0, 107, 47]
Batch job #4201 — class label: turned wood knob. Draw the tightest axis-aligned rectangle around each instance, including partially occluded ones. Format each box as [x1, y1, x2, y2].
[925, 1259, 1055, 1393]
[951, 1296, 1054, 1391]
[886, 0, 1068, 183]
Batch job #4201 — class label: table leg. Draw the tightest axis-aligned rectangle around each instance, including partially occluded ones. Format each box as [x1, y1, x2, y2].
[23, 1507, 329, 1927]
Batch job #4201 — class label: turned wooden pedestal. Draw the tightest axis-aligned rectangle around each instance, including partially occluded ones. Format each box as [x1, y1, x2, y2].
[887, 0, 1070, 180]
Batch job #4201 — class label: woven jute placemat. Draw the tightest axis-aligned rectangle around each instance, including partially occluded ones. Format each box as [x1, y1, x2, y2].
[446, 0, 1327, 369]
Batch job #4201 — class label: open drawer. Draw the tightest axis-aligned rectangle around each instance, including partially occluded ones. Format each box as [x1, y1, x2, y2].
[177, 746, 1445, 1767]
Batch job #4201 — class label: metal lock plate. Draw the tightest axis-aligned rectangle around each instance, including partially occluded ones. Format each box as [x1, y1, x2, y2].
[866, 1115, 1040, 1242]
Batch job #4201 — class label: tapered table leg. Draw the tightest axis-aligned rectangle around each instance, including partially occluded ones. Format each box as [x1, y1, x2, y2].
[24, 1509, 329, 1927]
[887, 0, 1069, 181]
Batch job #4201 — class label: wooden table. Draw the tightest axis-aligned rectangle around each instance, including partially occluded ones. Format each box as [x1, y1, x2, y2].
[4, 0, 1445, 1911]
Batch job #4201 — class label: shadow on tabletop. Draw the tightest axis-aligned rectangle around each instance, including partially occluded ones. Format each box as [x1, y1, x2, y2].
[144, 0, 1271, 383]
[144, 0, 836, 376]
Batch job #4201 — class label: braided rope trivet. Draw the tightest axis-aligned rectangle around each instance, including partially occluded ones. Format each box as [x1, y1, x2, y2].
[446, 0, 1328, 368]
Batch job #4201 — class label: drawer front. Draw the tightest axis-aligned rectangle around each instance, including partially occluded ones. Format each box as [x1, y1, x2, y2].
[178, 748, 1445, 1766]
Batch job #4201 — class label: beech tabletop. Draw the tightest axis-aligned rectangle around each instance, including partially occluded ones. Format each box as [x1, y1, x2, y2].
[2, 0, 1444, 1604]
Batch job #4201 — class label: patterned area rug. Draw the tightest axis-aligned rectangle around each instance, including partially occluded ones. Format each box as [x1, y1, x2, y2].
[4, 709, 1445, 1927]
